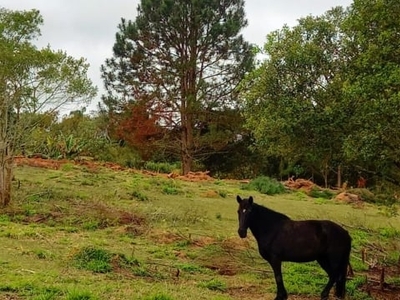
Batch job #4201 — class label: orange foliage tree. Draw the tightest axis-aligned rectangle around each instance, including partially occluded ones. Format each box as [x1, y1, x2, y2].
[114, 100, 165, 160]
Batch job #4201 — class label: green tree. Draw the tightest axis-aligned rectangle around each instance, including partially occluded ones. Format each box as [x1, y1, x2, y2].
[240, 8, 349, 187]
[0, 8, 97, 206]
[342, 0, 400, 186]
[101, 0, 254, 174]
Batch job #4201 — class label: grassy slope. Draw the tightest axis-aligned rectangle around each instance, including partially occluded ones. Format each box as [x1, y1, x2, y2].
[0, 164, 399, 300]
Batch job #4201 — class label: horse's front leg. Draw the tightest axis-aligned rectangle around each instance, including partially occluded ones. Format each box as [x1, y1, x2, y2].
[269, 258, 288, 300]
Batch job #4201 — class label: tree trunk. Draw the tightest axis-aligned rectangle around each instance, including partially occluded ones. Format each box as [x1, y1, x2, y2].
[180, 38, 197, 175]
[0, 143, 12, 207]
[0, 95, 13, 207]
[181, 114, 193, 175]
[322, 161, 329, 188]
[337, 164, 342, 188]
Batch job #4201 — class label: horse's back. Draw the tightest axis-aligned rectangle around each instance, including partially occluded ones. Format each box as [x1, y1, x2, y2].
[260, 219, 351, 262]
[320, 220, 351, 245]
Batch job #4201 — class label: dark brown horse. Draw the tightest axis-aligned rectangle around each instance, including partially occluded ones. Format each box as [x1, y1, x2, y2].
[236, 195, 351, 300]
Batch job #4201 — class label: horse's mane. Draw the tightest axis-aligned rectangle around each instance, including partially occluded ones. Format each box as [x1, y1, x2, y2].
[252, 202, 290, 223]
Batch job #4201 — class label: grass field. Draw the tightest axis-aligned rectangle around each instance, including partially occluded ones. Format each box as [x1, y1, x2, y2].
[0, 162, 399, 299]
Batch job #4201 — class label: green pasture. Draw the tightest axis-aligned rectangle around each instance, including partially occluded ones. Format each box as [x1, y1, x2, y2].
[0, 164, 399, 299]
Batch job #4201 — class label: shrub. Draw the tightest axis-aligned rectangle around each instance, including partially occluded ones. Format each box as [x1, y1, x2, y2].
[348, 188, 376, 203]
[242, 176, 286, 195]
[161, 181, 182, 195]
[309, 187, 334, 199]
[72, 246, 112, 273]
[96, 144, 143, 168]
[144, 161, 180, 174]
[72, 246, 140, 274]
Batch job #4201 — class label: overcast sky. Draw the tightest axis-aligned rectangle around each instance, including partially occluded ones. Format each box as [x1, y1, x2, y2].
[1, 0, 353, 114]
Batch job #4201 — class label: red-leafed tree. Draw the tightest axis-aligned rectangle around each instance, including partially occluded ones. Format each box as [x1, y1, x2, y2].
[116, 100, 164, 160]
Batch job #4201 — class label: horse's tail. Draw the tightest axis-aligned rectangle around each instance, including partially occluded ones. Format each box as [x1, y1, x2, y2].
[335, 235, 352, 298]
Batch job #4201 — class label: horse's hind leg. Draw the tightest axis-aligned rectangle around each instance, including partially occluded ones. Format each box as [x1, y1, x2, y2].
[334, 264, 347, 299]
[334, 260, 349, 298]
[334, 247, 351, 299]
[317, 257, 335, 300]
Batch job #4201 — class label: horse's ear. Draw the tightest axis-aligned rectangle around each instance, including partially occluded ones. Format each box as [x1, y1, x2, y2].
[249, 196, 253, 204]
[236, 195, 242, 203]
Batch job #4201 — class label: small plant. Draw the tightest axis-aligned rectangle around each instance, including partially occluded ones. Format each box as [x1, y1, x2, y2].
[295, 191, 308, 201]
[61, 163, 75, 172]
[131, 190, 148, 201]
[378, 227, 400, 238]
[198, 278, 227, 291]
[33, 249, 53, 259]
[378, 204, 399, 217]
[65, 289, 96, 300]
[217, 190, 227, 198]
[82, 220, 100, 231]
[32, 289, 62, 300]
[346, 275, 369, 298]
[72, 246, 112, 273]
[175, 263, 205, 274]
[72, 246, 140, 275]
[215, 212, 222, 220]
[144, 294, 174, 300]
[161, 181, 182, 195]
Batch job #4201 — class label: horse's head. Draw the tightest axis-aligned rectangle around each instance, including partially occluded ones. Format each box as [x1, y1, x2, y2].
[236, 195, 253, 238]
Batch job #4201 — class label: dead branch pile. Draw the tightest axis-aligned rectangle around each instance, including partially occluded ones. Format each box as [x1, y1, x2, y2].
[284, 178, 315, 193]
[335, 192, 363, 204]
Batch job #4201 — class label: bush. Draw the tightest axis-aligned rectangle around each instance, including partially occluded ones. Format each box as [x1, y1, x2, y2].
[242, 176, 286, 195]
[72, 246, 140, 274]
[309, 187, 334, 199]
[161, 181, 183, 195]
[348, 188, 376, 203]
[96, 144, 143, 168]
[144, 161, 180, 174]
[72, 246, 112, 273]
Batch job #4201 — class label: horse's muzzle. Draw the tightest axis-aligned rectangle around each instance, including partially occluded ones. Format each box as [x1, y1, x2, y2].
[238, 229, 247, 238]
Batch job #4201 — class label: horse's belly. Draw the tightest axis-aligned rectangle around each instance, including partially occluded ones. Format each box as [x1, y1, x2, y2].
[283, 255, 315, 263]
[279, 244, 322, 262]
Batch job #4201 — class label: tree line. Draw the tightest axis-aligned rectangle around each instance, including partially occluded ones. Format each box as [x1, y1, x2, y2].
[1, 0, 400, 206]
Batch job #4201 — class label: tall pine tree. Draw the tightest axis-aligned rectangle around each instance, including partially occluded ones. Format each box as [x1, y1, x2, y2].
[101, 0, 254, 174]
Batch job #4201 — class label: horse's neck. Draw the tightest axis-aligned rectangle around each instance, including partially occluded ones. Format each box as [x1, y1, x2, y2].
[249, 205, 288, 240]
